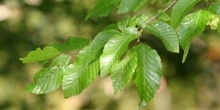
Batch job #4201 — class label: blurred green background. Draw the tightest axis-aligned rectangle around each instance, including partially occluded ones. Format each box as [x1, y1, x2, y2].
[0, 0, 219, 110]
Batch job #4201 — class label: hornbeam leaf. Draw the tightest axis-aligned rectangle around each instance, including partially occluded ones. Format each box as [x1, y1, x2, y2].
[62, 46, 100, 98]
[162, 0, 170, 4]
[118, 0, 148, 14]
[145, 21, 179, 53]
[86, 0, 120, 20]
[179, 10, 213, 62]
[23, 54, 71, 94]
[49, 37, 89, 52]
[171, 0, 200, 28]
[134, 44, 162, 107]
[100, 27, 138, 77]
[208, 2, 220, 15]
[90, 29, 120, 55]
[63, 29, 119, 97]
[20, 46, 60, 63]
[111, 49, 138, 93]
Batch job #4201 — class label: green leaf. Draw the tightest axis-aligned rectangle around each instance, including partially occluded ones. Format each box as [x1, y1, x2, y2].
[103, 24, 118, 30]
[118, 0, 148, 14]
[145, 21, 179, 53]
[208, 2, 220, 15]
[88, 29, 121, 62]
[20, 46, 60, 63]
[23, 54, 71, 94]
[86, 0, 120, 20]
[49, 37, 89, 52]
[118, 15, 148, 31]
[179, 10, 213, 62]
[171, 0, 200, 28]
[111, 49, 138, 93]
[117, 17, 130, 31]
[90, 29, 120, 54]
[63, 29, 120, 97]
[158, 10, 170, 21]
[133, 44, 162, 107]
[100, 27, 138, 77]
[134, 15, 148, 28]
[162, 0, 170, 4]
[62, 47, 100, 98]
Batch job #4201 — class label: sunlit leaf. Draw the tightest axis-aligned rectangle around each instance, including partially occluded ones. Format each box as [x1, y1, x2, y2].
[207, 15, 220, 30]
[62, 46, 100, 98]
[133, 44, 162, 107]
[100, 27, 138, 77]
[145, 21, 179, 53]
[179, 10, 213, 62]
[171, 0, 200, 28]
[49, 37, 89, 52]
[111, 49, 137, 93]
[63, 29, 120, 97]
[20, 46, 60, 63]
[118, 0, 148, 14]
[86, 0, 120, 20]
[90, 29, 120, 55]
[23, 54, 71, 94]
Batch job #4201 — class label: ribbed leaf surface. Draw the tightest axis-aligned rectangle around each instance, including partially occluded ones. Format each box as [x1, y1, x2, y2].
[179, 10, 212, 62]
[62, 29, 119, 98]
[23, 54, 71, 94]
[62, 47, 99, 98]
[111, 49, 138, 93]
[20, 46, 60, 63]
[145, 21, 179, 53]
[171, 0, 200, 28]
[100, 27, 138, 77]
[90, 29, 120, 55]
[118, 0, 148, 14]
[134, 44, 162, 107]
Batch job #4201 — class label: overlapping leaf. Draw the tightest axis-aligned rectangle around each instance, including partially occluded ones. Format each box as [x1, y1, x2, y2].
[133, 44, 162, 107]
[117, 15, 148, 31]
[62, 29, 119, 97]
[90, 29, 120, 55]
[86, 0, 120, 19]
[171, 0, 200, 28]
[49, 37, 89, 52]
[62, 47, 100, 98]
[145, 21, 179, 53]
[111, 49, 138, 93]
[23, 54, 71, 94]
[179, 10, 213, 62]
[20, 46, 60, 63]
[118, 0, 148, 14]
[100, 27, 138, 77]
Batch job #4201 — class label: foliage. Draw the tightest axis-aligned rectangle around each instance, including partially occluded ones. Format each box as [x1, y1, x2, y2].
[20, 0, 220, 108]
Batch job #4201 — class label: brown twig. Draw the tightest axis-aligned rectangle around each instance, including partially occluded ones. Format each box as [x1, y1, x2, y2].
[146, 0, 178, 24]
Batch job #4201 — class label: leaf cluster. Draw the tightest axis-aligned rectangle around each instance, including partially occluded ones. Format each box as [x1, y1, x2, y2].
[20, 0, 220, 108]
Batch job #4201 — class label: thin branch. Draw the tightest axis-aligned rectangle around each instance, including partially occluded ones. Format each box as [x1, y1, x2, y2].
[146, 0, 178, 24]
